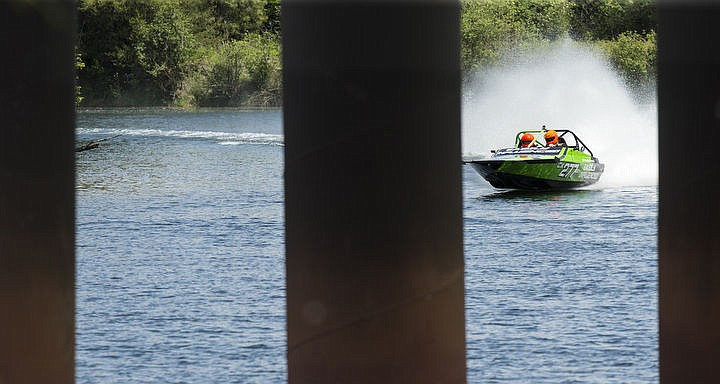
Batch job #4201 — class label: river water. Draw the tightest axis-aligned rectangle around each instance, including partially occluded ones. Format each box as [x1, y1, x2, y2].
[76, 108, 657, 383]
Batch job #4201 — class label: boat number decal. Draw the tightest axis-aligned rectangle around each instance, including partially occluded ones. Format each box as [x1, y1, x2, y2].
[582, 163, 596, 172]
[557, 162, 579, 178]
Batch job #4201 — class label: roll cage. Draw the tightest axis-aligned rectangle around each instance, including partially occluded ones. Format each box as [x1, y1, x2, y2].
[514, 129, 597, 159]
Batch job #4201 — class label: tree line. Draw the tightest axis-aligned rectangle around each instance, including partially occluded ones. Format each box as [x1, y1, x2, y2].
[461, 0, 656, 95]
[77, 0, 280, 107]
[76, 0, 655, 107]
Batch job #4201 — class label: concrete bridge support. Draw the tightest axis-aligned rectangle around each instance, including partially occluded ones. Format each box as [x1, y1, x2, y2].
[0, 2, 76, 383]
[283, 1, 466, 383]
[657, 1, 720, 382]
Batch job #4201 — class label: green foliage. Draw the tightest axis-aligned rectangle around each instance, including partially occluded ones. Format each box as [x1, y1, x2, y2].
[515, 0, 573, 40]
[622, 0, 656, 35]
[75, 51, 85, 106]
[182, 0, 270, 44]
[76, 0, 653, 107]
[569, 0, 655, 41]
[597, 30, 656, 89]
[461, 0, 572, 72]
[77, 0, 281, 107]
[177, 33, 281, 107]
[462, 0, 525, 71]
[460, 0, 656, 96]
[569, 0, 624, 40]
[262, 0, 281, 35]
[130, 1, 195, 99]
[77, 0, 134, 105]
[78, 0, 196, 105]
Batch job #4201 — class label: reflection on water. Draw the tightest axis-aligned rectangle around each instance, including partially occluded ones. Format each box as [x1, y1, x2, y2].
[479, 188, 603, 202]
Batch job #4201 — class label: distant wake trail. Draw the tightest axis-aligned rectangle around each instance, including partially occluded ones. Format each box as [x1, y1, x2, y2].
[77, 127, 284, 147]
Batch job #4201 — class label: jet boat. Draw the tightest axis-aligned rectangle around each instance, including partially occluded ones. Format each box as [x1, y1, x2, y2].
[465, 129, 604, 190]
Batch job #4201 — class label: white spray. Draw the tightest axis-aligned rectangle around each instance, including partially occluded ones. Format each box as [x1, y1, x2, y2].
[462, 40, 657, 187]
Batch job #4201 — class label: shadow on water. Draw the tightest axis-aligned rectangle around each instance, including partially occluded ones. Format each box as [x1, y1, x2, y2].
[477, 188, 604, 203]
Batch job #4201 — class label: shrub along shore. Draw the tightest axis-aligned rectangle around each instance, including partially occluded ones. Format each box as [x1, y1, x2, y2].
[77, 0, 655, 108]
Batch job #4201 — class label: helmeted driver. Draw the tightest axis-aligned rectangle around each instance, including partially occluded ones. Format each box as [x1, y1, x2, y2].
[544, 130, 559, 146]
[519, 133, 535, 148]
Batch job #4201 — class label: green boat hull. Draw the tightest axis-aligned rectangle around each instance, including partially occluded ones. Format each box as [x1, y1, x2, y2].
[470, 158, 604, 190]
[467, 138, 604, 190]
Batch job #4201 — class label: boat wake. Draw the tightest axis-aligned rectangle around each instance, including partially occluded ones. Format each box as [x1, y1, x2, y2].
[77, 127, 284, 147]
[462, 40, 657, 188]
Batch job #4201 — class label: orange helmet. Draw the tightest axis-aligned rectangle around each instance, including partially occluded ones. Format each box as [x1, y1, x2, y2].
[544, 130, 558, 145]
[519, 133, 534, 147]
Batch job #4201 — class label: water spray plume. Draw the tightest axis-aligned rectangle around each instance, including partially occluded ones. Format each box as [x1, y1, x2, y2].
[462, 40, 657, 187]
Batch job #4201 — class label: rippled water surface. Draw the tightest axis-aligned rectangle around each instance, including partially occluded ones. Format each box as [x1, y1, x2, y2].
[76, 109, 657, 383]
[463, 180, 657, 383]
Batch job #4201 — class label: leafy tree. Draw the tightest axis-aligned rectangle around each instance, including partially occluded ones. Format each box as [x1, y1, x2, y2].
[462, 1, 529, 72]
[514, 0, 572, 40]
[76, 0, 653, 107]
[78, 0, 194, 105]
[129, 0, 195, 101]
[182, 0, 269, 43]
[569, 0, 654, 40]
[77, 0, 135, 104]
[263, 0, 281, 35]
[597, 30, 656, 89]
[78, 0, 281, 106]
[570, 0, 624, 40]
[75, 51, 85, 106]
[621, 0, 655, 35]
[177, 33, 281, 107]
[461, 0, 572, 72]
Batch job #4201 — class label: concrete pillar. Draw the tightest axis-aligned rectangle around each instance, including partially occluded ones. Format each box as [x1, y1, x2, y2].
[283, 1, 465, 383]
[0, 2, 76, 383]
[657, 1, 720, 382]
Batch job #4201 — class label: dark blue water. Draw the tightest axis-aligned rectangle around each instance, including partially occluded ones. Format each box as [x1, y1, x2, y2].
[76, 109, 657, 383]
[76, 109, 285, 383]
[463, 181, 657, 383]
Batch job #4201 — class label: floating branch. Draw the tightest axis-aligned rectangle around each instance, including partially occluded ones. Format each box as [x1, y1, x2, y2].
[76, 134, 122, 152]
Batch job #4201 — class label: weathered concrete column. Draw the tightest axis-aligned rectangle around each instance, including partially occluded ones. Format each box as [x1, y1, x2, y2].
[0, 2, 76, 383]
[658, 1, 720, 382]
[283, 1, 465, 383]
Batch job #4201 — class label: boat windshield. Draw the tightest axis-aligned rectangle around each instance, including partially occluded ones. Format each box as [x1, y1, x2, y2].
[495, 146, 563, 157]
